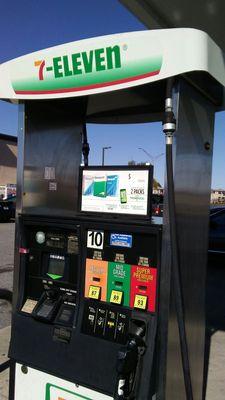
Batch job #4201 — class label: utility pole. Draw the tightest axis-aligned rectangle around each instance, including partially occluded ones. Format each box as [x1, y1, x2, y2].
[102, 146, 111, 166]
[138, 148, 164, 166]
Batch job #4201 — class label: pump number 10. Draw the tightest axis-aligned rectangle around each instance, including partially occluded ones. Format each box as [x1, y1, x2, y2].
[87, 230, 104, 249]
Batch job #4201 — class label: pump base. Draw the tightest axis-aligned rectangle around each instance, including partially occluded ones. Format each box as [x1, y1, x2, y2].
[14, 363, 113, 400]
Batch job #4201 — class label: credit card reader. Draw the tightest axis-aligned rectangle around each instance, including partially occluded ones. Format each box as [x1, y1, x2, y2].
[19, 223, 80, 332]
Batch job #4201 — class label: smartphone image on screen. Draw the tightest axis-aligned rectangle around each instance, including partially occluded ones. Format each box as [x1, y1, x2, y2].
[120, 189, 127, 204]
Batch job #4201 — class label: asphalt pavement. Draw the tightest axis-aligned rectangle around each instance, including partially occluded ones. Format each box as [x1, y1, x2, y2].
[0, 223, 224, 399]
[0, 222, 14, 330]
[0, 222, 14, 399]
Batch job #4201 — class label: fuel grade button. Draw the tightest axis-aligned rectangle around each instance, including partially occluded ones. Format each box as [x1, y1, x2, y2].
[88, 285, 101, 300]
[134, 294, 148, 310]
[110, 290, 123, 305]
[105, 310, 117, 341]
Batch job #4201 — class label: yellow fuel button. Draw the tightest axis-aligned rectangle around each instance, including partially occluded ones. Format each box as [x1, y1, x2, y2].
[88, 285, 101, 300]
[134, 294, 147, 310]
[110, 290, 123, 305]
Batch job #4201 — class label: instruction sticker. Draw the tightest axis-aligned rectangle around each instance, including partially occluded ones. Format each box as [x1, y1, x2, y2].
[21, 299, 38, 314]
[110, 233, 132, 248]
[49, 181, 57, 191]
[44, 167, 55, 180]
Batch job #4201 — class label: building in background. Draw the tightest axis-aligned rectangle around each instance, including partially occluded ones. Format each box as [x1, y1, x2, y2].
[211, 189, 225, 204]
[0, 133, 17, 198]
[153, 187, 164, 195]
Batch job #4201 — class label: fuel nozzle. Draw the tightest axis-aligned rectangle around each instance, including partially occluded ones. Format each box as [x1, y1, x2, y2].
[128, 320, 146, 347]
[46, 288, 59, 300]
[114, 321, 146, 400]
[82, 141, 90, 165]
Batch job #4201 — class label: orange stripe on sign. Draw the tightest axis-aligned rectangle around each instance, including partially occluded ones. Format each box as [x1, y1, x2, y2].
[34, 60, 42, 67]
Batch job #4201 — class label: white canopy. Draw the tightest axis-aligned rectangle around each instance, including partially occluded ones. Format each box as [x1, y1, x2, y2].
[0, 28, 224, 102]
[120, 0, 225, 52]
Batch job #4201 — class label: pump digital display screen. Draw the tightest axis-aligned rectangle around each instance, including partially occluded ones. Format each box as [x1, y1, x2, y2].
[80, 166, 152, 217]
[48, 255, 65, 277]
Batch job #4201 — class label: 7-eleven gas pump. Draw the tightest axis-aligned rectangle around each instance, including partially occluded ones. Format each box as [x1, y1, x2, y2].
[0, 28, 224, 400]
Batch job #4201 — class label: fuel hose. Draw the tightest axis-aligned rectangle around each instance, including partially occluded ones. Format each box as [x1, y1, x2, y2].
[0, 288, 12, 303]
[82, 124, 90, 166]
[163, 78, 194, 400]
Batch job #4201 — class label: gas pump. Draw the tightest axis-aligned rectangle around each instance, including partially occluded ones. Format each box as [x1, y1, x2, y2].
[0, 28, 225, 400]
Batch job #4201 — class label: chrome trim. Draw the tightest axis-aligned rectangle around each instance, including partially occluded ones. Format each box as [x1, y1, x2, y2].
[208, 249, 225, 254]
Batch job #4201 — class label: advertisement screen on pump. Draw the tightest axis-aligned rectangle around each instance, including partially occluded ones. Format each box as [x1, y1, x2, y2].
[80, 167, 152, 216]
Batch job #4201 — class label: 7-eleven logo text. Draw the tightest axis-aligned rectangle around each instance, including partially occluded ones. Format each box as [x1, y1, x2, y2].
[34, 60, 46, 80]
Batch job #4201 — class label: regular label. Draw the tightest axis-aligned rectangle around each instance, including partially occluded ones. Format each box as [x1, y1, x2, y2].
[85, 259, 108, 301]
[87, 230, 104, 249]
[88, 285, 101, 300]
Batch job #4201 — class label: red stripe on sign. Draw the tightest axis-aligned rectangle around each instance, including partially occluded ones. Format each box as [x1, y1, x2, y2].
[15, 70, 160, 95]
[39, 60, 45, 81]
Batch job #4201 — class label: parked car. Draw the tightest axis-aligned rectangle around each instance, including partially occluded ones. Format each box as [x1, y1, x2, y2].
[0, 199, 12, 222]
[208, 208, 225, 255]
[152, 194, 164, 217]
[210, 206, 225, 215]
[6, 195, 16, 219]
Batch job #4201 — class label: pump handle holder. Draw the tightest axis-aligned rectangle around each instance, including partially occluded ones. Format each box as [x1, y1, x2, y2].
[114, 322, 146, 400]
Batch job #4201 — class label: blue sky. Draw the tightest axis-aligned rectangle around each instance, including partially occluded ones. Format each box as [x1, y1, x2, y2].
[0, 0, 224, 188]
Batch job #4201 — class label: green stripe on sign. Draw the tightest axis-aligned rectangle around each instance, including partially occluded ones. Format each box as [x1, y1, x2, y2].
[12, 57, 162, 92]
